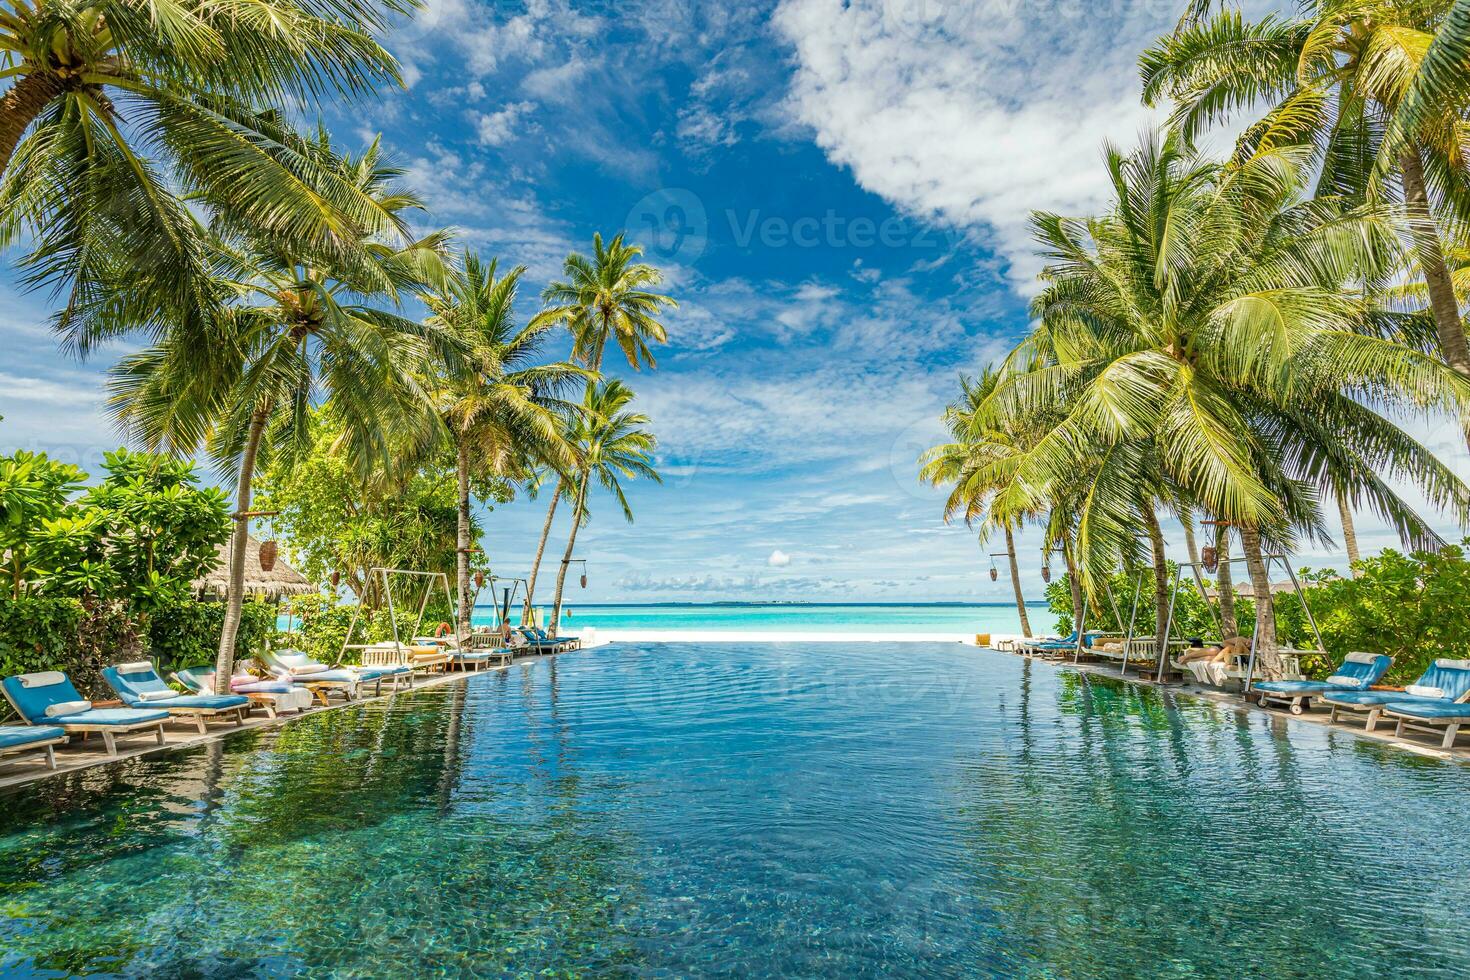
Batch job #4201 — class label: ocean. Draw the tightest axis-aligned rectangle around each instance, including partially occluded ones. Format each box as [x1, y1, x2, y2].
[469, 602, 1059, 636]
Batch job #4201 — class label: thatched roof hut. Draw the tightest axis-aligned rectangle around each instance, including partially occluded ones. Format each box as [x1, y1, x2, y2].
[194, 535, 314, 600]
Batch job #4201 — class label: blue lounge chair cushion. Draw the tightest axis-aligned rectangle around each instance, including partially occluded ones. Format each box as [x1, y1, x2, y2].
[1257, 653, 1392, 696]
[2, 672, 92, 724]
[104, 662, 250, 711]
[1382, 701, 1470, 720]
[46, 707, 170, 726]
[287, 669, 359, 684]
[0, 725, 65, 749]
[1327, 659, 1470, 710]
[357, 665, 410, 678]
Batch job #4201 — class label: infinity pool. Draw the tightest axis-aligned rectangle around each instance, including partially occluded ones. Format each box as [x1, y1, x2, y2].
[3, 643, 1469, 976]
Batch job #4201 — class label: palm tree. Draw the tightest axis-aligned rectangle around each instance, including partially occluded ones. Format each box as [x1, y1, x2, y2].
[524, 233, 675, 620]
[920, 371, 1039, 638]
[1140, 0, 1470, 380]
[420, 252, 584, 638]
[984, 132, 1470, 673]
[0, 0, 417, 334]
[108, 135, 452, 691]
[549, 379, 660, 634]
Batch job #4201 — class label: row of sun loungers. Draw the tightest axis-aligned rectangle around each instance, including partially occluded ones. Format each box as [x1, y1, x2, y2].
[0, 627, 582, 771]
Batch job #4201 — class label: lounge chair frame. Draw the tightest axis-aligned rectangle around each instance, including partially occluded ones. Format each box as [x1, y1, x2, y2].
[103, 663, 250, 734]
[1, 678, 168, 757]
[0, 728, 67, 770]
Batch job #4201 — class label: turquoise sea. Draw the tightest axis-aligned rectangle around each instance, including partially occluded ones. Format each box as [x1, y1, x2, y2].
[4, 642, 1469, 976]
[471, 601, 1060, 635]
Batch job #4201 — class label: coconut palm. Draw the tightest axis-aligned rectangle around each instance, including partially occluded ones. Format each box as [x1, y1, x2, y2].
[982, 132, 1470, 673]
[108, 135, 452, 691]
[1140, 0, 1470, 380]
[0, 0, 417, 335]
[920, 370, 1041, 638]
[549, 379, 659, 634]
[419, 252, 585, 638]
[523, 233, 675, 619]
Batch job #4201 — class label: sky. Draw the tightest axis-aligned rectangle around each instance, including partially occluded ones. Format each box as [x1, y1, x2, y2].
[2, 0, 1468, 604]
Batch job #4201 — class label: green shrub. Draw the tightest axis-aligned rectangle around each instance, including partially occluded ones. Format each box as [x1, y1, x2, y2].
[0, 596, 142, 700]
[146, 598, 277, 676]
[279, 591, 396, 664]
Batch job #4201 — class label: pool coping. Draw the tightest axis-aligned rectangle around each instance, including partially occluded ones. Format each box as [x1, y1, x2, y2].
[1013, 646, 1470, 764]
[0, 649, 574, 792]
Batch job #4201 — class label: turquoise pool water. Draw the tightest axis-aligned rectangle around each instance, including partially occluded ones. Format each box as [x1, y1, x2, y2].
[470, 601, 1059, 634]
[3, 643, 1469, 976]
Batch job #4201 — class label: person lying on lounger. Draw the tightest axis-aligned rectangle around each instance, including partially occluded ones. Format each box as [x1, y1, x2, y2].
[1179, 636, 1250, 665]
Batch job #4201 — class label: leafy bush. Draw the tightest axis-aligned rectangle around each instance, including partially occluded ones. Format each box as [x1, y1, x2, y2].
[146, 598, 277, 676]
[0, 596, 142, 700]
[279, 591, 397, 664]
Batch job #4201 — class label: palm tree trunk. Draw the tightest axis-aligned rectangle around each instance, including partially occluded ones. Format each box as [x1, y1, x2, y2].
[1215, 524, 1238, 638]
[1400, 145, 1470, 378]
[1181, 515, 1200, 567]
[1238, 524, 1283, 679]
[550, 478, 588, 636]
[1061, 533, 1084, 633]
[455, 440, 473, 639]
[1336, 487, 1360, 576]
[522, 481, 562, 624]
[0, 72, 63, 175]
[215, 406, 269, 694]
[1004, 525, 1032, 638]
[1139, 502, 1170, 660]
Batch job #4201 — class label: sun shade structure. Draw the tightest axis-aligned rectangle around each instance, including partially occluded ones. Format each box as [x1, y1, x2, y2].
[193, 536, 313, 600]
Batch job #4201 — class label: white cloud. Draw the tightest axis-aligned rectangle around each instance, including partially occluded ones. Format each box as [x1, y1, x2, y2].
[476, 101, 536, 146]
[768, 548, 791, 567]
[771, 0, 1181, 289]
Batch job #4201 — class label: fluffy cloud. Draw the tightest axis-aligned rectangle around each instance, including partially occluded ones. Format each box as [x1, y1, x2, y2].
[771, 0, 1181, 288]
[476, 102, 536, 146]
[768, 549, 791, 567]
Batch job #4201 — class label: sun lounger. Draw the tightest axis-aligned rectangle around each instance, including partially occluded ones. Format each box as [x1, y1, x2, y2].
[1250, 652, 1392, 714]
[1322, 659, 1470, 734]
[1, 671, 169, 756]
[260, 649, 365, 702]
[411, 637, 512, 670]
[103, 662, 251, 734]
[1382, 699, 1470, 749]
[0, 724, 66, 770]
[524, 627, 578, 652]
[174, 665, 313, 718]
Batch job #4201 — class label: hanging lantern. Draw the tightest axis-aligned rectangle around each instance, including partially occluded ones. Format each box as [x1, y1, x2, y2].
[258, 539, 278, 572]
[1201, 546, 1218, 573]
[989, 566, 998, 582]
[580, 571, 588, 589]
[1041, 564, 1052, 584]
[329, 570, 340, 589]
[474, 571, 485, 589]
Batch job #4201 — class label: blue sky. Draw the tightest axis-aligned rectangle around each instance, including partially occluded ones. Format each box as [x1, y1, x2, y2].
[3, 0, 1467, 603]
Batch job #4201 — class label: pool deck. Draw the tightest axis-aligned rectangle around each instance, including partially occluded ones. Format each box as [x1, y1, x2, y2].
[1025, 647, 1470, 763]
[5, 638, 1465, 791]
[0, 648, 584, 792]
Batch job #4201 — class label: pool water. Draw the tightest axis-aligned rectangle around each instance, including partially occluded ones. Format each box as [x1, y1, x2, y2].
[2, 643, 1469, 977]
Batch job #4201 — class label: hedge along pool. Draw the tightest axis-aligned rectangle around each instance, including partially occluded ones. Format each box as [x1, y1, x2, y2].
[2, 642, 1469, 977]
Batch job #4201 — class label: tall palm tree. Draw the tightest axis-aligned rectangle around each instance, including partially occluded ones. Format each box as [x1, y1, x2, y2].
[0, 0, 417, 333]
[549, 379, 660, 634]
[420, 252, 584, 638]
[108, 135, 452, 691]
[524, 233, 675, 620]
[920, 370, 1040, 638]
[1140, 0, 1470, 380]
[985, 132, 1470, 673]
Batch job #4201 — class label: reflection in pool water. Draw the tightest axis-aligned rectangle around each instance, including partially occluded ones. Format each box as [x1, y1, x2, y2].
[2, 643, 1469, 977]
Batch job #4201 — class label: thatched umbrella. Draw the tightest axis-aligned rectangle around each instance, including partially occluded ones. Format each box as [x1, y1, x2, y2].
[194, 535, 313, 601]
